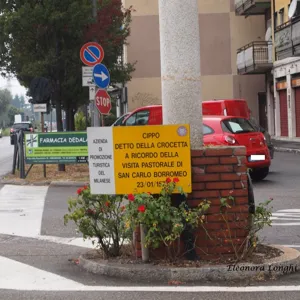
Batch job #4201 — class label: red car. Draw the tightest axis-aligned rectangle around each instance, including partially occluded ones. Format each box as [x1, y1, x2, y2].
[203, 116, 271, 181]
[121, 105, 271, 181]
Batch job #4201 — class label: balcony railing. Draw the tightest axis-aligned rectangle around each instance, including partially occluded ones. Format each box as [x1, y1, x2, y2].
[235, 0, 271, 16]
[275, 16, 300, 61]
[237, 41, 273, 75]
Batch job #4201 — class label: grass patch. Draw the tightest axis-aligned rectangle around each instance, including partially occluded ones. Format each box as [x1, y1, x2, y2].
[3, 164, 89, 184]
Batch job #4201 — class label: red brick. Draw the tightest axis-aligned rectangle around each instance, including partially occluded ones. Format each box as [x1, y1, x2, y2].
[207, 198, 224, 206]
[226, 220, 250, 229]
[192, 183, 205, 190]
[194, 230, 210, 240]
[241, 174, 248, 180]
[195, 239, 221, 247]
[234, 181, 248, 189]
[235, 213, 249, 221]
[206, 246, 235, 254]
[206, 165, 233, 173]
[194, 247, 209, 255]
[234, 197, 248, 205]
[220, 173, 241, 181]
[193, 174, 220, 182]
[192, 167, 205, 175]
[205, 148, 233, 157]
[193, 190, 220, 198]
[223, 238, 244, 246]
[220, 157, 238, 164]
[234, 147, 246, 156]
[236, 229, 249, 237]
[192, 157, 219, 165]
[191, 150, 204, 157]
[136, 250, 142, 257]
[221, 189, 248, 197]
[228, 205, 249, 213]
[206, 182, 233, 190]
[237, 156, 247, 165]
[206, 213, 236, 222]
[204, 222, 227, 230]
[234, 165, 248, 173]
[210, 229, 232, 239]
[187, 198, 214, 207]
[207, 206, 223, 214]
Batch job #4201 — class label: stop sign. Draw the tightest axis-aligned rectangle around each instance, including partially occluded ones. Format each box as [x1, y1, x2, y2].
[95, 89, 112, 115]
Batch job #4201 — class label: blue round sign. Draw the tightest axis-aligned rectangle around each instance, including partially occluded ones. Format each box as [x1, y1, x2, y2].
[93, 64, 110, 89]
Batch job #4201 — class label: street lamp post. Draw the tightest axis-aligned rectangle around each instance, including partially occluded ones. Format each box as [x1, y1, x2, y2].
[158, 0, 203, 149]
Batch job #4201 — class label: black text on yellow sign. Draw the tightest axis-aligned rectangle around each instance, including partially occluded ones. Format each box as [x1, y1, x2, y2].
[113, 124, 192, 194]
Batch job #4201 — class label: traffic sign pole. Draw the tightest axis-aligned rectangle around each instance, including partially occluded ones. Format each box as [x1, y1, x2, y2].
[80, 40, 110, 128]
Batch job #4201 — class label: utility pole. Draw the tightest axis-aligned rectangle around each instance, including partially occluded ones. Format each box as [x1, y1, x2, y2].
[91, 0, 100, 127]
[158, 0, 203, 149]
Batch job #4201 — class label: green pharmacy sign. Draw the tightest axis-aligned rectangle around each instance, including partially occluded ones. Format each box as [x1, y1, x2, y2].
[25, 132, 88, 164]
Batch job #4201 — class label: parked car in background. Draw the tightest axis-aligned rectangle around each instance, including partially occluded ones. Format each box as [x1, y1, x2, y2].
[203, 116, 271, 181]
[10, 122, 34, 145]
[0, 128, 2, 138]
[121, 105, 271, 181]
[111, 112, 130, 126]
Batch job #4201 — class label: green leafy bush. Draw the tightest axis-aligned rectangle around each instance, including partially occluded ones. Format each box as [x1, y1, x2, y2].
[64, 185, 128, 258]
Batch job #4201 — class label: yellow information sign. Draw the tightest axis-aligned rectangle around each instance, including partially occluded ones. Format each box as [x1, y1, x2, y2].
[113, 124, 191, 194]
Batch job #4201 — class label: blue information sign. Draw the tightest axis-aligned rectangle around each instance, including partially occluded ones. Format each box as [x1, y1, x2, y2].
[93, 64, 110, 89]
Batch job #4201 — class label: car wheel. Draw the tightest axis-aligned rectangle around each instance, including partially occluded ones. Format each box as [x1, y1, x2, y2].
[250, 167, 269, 182]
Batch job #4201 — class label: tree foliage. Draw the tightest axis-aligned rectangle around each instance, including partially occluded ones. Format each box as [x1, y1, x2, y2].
[0, 0, 135, 131]
[0, 88, 12, 113]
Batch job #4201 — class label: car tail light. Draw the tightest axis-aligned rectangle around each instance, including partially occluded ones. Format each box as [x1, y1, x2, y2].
[224, 135, 236, 145]
[260, 136, 267, 146]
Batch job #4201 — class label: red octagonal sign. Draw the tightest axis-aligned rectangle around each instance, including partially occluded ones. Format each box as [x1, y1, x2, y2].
[95, 89, 112, 115]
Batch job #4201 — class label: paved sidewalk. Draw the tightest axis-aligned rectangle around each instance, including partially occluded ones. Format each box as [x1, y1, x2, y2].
[272, 139, 300, 154]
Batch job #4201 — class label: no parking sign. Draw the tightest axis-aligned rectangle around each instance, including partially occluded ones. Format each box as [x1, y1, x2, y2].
[80, 42, 104, 67]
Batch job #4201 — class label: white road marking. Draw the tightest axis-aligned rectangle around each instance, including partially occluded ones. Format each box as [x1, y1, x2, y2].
[0, 256, 84, 290]
[0, 185, 48, 237]
[282, 245, 300, 248]
[271, 209, 300, 226]
[272, 223, 300, 226]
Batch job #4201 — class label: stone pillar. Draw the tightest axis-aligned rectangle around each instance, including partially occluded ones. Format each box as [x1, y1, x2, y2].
[158, 0, 202, 149]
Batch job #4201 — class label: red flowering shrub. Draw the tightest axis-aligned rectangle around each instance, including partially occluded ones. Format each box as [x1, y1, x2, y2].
[123, 178, 210, 256]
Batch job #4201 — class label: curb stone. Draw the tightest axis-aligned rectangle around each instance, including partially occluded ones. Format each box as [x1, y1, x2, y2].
[78, 245, 300, 283]
[0, 179, 87, 187]
[274, 147, 300, 154]
[50, 181, 89, 187]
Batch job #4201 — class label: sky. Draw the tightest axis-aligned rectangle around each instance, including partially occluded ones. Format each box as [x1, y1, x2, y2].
[0, 76, 28, 100]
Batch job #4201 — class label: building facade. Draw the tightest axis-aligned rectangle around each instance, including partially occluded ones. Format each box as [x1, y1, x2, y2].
[236, 0, 300, 140]
[123, 0, 268, 123]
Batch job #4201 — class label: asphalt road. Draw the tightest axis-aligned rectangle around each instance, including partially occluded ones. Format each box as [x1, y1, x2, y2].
[0, 136, 13, 177]
[0, 151, 300, 299]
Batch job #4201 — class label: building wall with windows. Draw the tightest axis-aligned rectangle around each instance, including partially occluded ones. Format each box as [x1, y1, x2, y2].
[123, 0, 267, 121]
[272, 0, 300, 140]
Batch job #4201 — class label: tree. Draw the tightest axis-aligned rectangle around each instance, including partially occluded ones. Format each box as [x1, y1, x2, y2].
[11, 94, 25, 109]
[0, 89, 12, 113]
[7, 105, 21, 125]
[0, 0, 135, 134]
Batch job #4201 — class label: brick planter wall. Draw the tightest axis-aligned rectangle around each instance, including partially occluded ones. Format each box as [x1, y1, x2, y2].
[135, 146, 250, 260]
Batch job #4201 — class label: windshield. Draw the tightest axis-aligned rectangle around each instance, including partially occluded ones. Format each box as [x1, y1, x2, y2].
[221, 118, 256, 134]
[13, 123, 31, 130]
